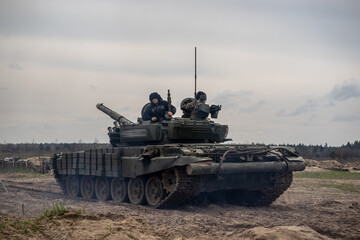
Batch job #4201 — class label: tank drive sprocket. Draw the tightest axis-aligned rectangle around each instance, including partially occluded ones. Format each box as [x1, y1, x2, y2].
[157, 167, 202, 209]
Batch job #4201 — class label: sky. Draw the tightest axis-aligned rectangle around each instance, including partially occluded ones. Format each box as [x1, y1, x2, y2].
[0, 0, 359, 146]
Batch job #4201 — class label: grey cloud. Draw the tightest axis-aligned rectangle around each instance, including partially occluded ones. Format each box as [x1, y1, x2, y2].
[0, 87, 8, 91]
[0, 1, 228, 44]
[288, 99, 318, 116]
[276, 109, 286, 117]
[328, 79, 360, 102]
[1, 1, 359, 145]
[324, 101, 335, 108]
[239, 101, 267, 113]
[278, 79, 360, 118]
[211, 90, 267, 114]
[302, 114, 318, 126]
[211, 90, 253, 107]
[89, 85, 97, 90]
[13, 44, 194, 78]
[1, 0, 359, 54]
[8, 63, 23, 70]
[277, 99, 318, 117]
[332, 114, 360, 122]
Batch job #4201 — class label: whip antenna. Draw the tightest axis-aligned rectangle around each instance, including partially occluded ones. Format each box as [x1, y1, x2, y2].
[194, 47, 197, 98]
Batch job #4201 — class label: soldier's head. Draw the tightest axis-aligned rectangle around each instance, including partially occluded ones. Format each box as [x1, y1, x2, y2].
[196, 91, 207, 103]
[149, 92, 162, 104]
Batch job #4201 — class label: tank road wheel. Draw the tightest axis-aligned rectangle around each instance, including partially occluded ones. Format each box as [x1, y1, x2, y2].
[162, 169, 177, 193]
[95, 177, 111, 201]
[66, 175, 81, 198]
[128, 177, 146, 205]
[80, 176, 95, 200]
[111, 178, 128, 203]
[145, 176, 165, 207]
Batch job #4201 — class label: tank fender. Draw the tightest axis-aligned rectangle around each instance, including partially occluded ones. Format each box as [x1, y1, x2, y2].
[130, 156, 212, 177]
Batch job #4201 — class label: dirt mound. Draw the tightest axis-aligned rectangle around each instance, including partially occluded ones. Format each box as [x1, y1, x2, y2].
[0, 211, 155, 240]
[1, 213, 333, 240]
[305, 159, 360, 171]
[345, 162, 360, 171]
[25, 157, 50, 167]
[239, 226, 332, 240]
[305, 159, 321, 167]
[0, 157, 51, 173]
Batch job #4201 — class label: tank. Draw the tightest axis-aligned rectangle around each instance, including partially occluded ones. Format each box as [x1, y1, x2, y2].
[51, 96, 305, 208]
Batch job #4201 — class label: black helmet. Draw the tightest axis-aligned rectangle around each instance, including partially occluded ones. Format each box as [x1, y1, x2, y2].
[149, 92, 162, 101]
[196, 91, 207, 101]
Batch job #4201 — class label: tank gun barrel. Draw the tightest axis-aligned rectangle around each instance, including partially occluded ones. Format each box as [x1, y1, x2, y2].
[96, 103, 133, 125]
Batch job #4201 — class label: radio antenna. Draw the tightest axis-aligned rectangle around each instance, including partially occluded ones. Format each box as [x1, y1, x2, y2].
[194, 47, 197, 98]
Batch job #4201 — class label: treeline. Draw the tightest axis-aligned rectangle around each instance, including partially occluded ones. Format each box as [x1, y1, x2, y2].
[0, 141, 359, 161]
[286, 140, 360, 162]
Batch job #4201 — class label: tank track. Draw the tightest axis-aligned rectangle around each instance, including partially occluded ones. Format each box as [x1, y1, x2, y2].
[156, 167, 202, 209]
[224, 171, 293, 206]
[248, 171, 293, 206]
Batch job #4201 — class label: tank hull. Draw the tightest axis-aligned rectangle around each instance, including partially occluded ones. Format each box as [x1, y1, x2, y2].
[52, 143, 305, 208]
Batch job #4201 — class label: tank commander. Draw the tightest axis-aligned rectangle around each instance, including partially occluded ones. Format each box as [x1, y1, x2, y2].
[183, 91, 207, 119]
[142, 92, 176, 122]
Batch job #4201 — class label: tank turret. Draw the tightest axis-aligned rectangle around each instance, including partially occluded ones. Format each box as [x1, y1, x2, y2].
[97, 101, 229, 147]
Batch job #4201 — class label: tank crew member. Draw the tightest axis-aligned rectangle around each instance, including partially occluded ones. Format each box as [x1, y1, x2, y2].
[142, 92, 176, 122]
[184, 91, 207, 119]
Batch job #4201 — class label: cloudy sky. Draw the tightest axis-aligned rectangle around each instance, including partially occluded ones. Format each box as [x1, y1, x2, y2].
[0, 0, 359, 146]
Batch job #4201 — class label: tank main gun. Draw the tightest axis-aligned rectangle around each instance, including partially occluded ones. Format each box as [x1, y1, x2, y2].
[96, 103, 133, 125]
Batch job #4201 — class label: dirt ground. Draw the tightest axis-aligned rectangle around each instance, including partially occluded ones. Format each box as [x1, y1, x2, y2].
[0, 162, 359, 239]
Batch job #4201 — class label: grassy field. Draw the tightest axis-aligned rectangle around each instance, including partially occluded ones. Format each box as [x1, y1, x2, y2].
[294, 170, 360, 194]
[294, 170, 360, 179]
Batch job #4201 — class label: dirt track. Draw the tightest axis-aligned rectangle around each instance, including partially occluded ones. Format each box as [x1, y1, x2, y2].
[0, 167, 359, 240]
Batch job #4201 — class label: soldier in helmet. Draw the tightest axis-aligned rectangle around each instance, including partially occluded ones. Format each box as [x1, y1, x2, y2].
[142, 92, 176, 122]
[183, 91, 207, 119]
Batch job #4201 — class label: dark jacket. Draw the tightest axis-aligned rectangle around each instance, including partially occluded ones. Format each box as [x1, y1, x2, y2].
[143, 100, 176, 122]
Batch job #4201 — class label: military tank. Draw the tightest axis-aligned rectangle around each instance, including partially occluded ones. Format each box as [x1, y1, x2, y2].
[52, 94, 305, 208]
